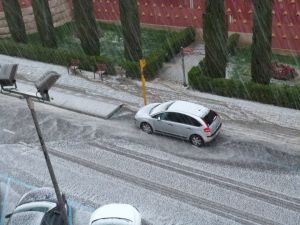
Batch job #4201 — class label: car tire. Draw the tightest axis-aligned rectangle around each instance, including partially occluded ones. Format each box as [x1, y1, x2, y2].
[190, 134, 204, 147]
[141, 122, 153, 134]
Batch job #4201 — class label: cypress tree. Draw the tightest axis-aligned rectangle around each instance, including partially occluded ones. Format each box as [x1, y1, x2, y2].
[203, 0, 228, 78]
[119, 0, 143, 62]
[251, 0, 274, 84]
[2, 0, 28, 43]
[73, 0, 100, 56]
[31, 0, 57, 48]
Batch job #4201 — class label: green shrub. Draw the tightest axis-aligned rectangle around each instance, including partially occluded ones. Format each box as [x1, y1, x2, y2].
[227, 33, 240, 55]
[188, 66, 300, 109]
[162, 27, 196, 61]
[0, 40, 115, 74]
[121, 60, 139, 78]
[124, 27, 196, 80]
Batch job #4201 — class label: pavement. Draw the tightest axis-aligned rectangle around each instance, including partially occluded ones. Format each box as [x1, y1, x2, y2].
[1, 82, 123, 119]
[158, 42, 205, 84]
[0, 41, 204, 119]
[0, 54, 129, 119]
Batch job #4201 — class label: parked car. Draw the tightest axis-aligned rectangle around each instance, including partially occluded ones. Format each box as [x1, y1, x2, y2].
[135, 100, 222, 147]
[5, 187, 72, 225]
[89, 203, 141, 225]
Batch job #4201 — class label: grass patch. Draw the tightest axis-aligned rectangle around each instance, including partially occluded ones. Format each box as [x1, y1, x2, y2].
[229, 47, 300, 86]
[24, 21, 177, 64]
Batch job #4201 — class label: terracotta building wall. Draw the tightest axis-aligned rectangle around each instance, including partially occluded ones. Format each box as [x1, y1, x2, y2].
[0, 0, 71, 38]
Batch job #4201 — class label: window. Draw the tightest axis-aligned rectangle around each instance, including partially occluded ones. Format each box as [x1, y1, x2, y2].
[165, 112, 181, 123]
[152, 113, 167, 120]
[180, 115, 201, 127]
[202, 110, 217, 126]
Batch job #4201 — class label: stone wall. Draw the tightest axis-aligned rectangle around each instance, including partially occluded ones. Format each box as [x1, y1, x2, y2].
[0, 0, 72, 38]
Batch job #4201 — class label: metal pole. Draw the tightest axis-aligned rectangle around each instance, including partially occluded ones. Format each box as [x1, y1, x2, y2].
[25, 97, 69, 225]
[181, 47, 187, 87]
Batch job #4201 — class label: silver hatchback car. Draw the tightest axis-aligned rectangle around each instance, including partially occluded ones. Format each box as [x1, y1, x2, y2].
[135, 100, 222, 147]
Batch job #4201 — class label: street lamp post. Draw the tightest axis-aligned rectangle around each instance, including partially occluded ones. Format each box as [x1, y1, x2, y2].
[0, 68, 69, 225]
[181, 47, 187, 87]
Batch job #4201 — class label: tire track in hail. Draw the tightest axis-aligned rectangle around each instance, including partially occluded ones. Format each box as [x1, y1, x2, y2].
[47, 147, 281, 225]
[89, 142, 300, 212]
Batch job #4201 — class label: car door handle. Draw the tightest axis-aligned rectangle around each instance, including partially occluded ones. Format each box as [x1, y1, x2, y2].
[167, 123, 173, 126]
[186, 127, 191, 130]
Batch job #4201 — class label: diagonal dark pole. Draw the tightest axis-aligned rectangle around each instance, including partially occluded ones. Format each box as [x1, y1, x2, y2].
[26, 97, 69, 225]
[181, 47, 187, 87]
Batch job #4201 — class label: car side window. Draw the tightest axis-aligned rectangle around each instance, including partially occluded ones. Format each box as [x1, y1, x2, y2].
[165, 112, 181, 123]
[153, 113, 167, 120]
[181, 114, 201, 127]
[42, 209, 63, 225]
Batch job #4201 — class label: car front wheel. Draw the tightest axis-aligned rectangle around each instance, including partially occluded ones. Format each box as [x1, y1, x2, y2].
[190, 134, 204, 147]
[141, 122, 153, 134]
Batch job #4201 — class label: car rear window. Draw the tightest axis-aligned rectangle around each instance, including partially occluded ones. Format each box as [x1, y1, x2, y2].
[202, 110, 217, 126]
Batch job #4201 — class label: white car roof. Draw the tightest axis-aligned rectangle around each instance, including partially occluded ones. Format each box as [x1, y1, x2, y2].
[90, 203, 138, 224]
[167, 100, 209, 117]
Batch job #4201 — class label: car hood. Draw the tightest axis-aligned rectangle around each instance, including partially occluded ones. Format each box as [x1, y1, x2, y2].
[8, 211, 44, 225]
[135, 103, 160, 118]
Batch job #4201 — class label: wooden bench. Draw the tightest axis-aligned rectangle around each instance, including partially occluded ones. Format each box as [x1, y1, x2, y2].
[94, 63, 107, 81]
[68, 59, 81, 75]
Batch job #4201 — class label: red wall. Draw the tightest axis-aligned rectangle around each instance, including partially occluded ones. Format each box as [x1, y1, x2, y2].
[88, 0, 300, 52]
[1, 0, 300, 52]
[0, 0, 31, 11]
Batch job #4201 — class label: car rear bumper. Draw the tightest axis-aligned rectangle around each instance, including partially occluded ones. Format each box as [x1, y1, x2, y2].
[205, 123, 222, 143]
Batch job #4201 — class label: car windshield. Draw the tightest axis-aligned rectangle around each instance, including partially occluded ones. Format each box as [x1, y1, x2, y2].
[202, 110, 217, 126]
[150, 101, 174, 115]
[91, 218, 131, 225]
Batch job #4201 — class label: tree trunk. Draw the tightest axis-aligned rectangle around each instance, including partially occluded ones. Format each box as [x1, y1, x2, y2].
[203, 0, 228, 78]
[251, 0, 274, 84]
[31, 0, 57, 48]
[119, 0, 143, 62]
[73, 0, 100, 56]
[2, 0, 28, 43]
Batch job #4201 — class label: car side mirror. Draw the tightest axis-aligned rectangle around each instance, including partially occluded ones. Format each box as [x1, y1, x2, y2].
[157, 116, 161, 121]
[5, 213, 12, 219]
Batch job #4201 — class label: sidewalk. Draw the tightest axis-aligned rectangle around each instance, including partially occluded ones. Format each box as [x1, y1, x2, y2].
[0, 54, 143, 118]
[158, 42, 205, 84]
[3, 81, 123, 119]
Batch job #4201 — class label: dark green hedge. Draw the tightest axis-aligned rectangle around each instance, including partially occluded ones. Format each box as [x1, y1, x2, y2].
[188, 66, 300, 109]
[227, 33, 240, 56]
[122, 27, 196, 79]
[0, 40, 115, 74]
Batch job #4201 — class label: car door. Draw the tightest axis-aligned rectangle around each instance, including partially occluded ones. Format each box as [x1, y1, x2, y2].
[176, 114, 202, 138]
[161, 112, 187, 138]
[152, 112, 173, 134]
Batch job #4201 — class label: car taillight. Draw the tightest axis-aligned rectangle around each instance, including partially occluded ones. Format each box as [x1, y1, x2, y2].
[204, 127, 211, 134]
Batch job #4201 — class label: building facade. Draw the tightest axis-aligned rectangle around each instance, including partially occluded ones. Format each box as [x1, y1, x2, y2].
[0, 0, 299, 53]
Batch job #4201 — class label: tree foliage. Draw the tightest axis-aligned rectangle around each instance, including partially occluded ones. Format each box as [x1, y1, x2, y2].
[31, 0, 57, 48]
[73, 0, 100, 56]
[119, 0, 143, 62]
[251, 0, 274, 84]
[2, 0, 27, 43]
[203, 0, 228, 78]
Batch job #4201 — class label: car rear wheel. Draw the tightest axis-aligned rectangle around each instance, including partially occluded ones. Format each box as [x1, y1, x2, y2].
[141, 122, 153, 134]
[190, 134, 204, 147]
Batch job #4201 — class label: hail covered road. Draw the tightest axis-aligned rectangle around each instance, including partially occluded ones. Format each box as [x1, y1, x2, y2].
[0, 52, 300, 225]
[0, 71, 299, 225]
